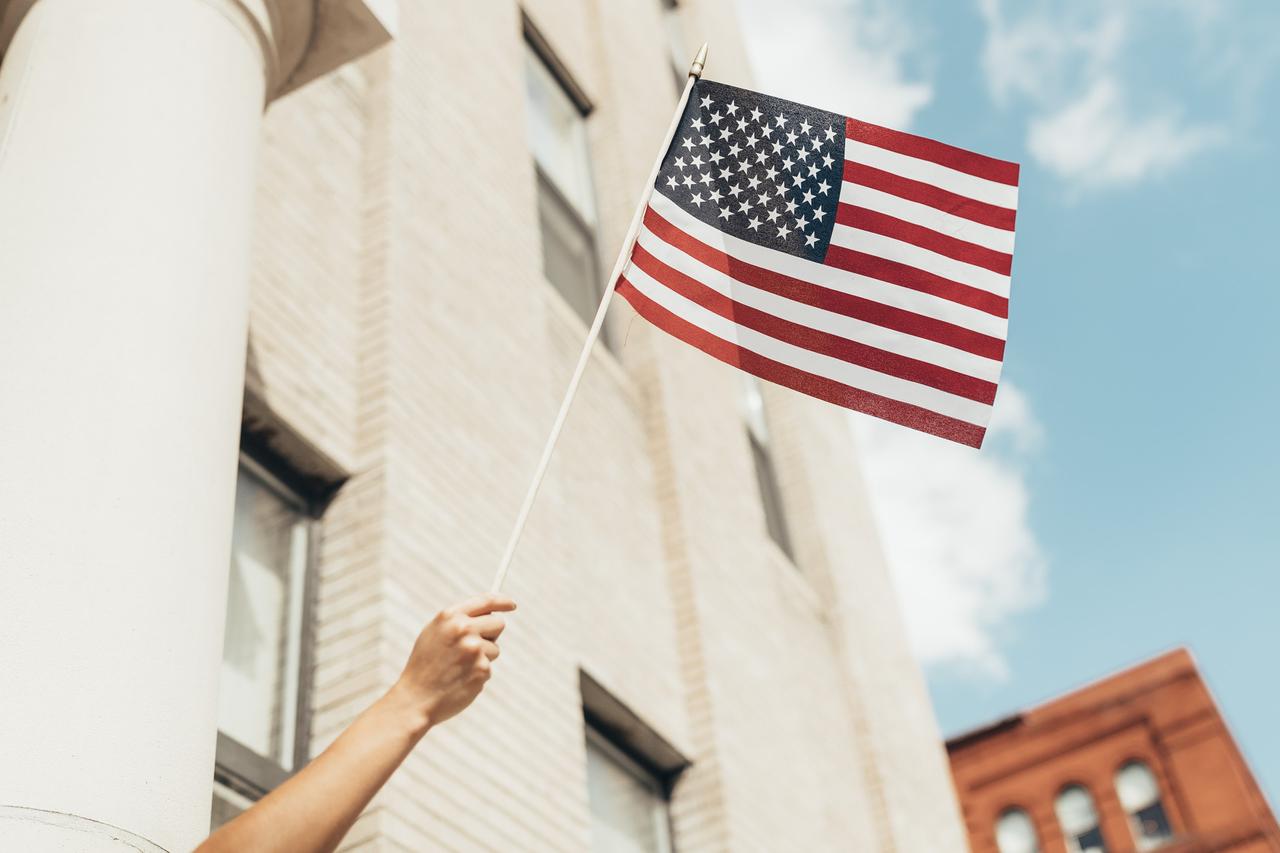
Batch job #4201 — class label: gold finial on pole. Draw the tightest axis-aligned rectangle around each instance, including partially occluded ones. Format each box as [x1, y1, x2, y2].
[689, 42, 709, 79]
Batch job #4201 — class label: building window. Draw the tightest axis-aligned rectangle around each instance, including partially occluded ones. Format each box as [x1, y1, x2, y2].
[659, 0, 686, 88]
[1115, 761, 1174, 850]
[211, 455, 316, 829]
[585, 726, 674, 853]
[1055, 784, 1108, 853]
[740, 375, 793, 558]
[995, 807, 1041, 853]
[523, 20, 602, 327]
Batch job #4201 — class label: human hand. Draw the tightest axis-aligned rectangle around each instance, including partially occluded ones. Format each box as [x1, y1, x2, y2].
[390, 593, 517, 733]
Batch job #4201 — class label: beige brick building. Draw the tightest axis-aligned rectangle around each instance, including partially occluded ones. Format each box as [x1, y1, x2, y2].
[0, 0, 966, 850]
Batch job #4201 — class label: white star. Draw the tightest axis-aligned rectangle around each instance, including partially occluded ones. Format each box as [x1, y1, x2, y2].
[709, 188, 723, 203]
[718, 166, 732, 180]
[682, 174, 695, 188]
[802, 189, 815, 205]
[755, 193, 769, 207]
[736, 159, 752, 175]
[775, 114, 788, 128]
[766, 208, 781, 222]
[718, 207, 732, 220]
[691, 117, 704, 131]
[810, 137, 822, 152]
[759, 124, 774, 139]
[690, 192, 705, 207]
[700, 95, 713, 109]
[806, 164, 819, 177]
[812, 207, 826, 222]
[794, 147, 810, 161]
[726, 100, 739, 115]
[805, 233, 819, 247]
[795, 214, 808, 229]
[771, 141, 784, 155]
[750, 106, 763, 123]
[699, 171, 713, 185]
[681, 137, 695, 151]
[817, 180, 831, 195]
[727, 143, 742, 158]
[710, 151, 725, 166]
[786, 201, 800, 215]
[785, 130, 798, 146]
[773, 184, 788, 198]
[823, 126, 837, 141]
[673, 156, 686, 170]
[701, 135, 715, 148]
[709, 111, 723, 125]
[718, 127, 732, 141]
[666, 175, 679, 190]
[747, 216, 761, 231]
[781, 155, 795, 171]
[735, 118, 748, 134]
[799, 119, 812, 135]
[738, 200, 751, 214]
[821, 153, 834, 168]
[754, 150, 769, 164]
[777, 222, 791, 238]
[764, 166, 779, 181]
[744, 132, 759, 148]
[747, 175, 762, 190]
[690, 154, 704, 168]
[790, 173, 805, 188]
[728, 183, 744, 198]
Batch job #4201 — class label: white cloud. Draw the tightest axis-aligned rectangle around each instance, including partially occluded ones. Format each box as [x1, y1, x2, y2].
[735, 0, 932, 129]
[1028, 79, 1224, 188]
[852, 383, 1047, 679]
[977, 0, 1230, 190]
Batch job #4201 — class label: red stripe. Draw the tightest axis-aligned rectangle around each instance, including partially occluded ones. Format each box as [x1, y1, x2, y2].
[617, 278, 986, 448]
[836, 203, 1013, 276]
[843, 161, 1017, 231]
[630, 244, 997, 404]
[824, 245, 1009, 319]
[642, 207, 1006, 361]
[846, 118, 1020, 186]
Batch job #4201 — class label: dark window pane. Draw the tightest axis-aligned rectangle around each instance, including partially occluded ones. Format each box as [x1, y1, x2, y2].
[536, 169, 602, 325]
[750, 432, 793, 558]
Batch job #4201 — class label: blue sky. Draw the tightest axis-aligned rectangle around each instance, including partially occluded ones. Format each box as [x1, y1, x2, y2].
[738, 0, 1280, 801]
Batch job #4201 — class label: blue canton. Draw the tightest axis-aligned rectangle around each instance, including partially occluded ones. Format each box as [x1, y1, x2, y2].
[656, 79, 843, 263]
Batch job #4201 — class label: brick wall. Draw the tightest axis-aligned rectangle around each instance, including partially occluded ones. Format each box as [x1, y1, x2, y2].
[241, 1, 967, 849]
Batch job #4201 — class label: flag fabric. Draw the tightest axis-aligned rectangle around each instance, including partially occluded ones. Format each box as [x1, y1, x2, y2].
[618, 79, 1020, 448]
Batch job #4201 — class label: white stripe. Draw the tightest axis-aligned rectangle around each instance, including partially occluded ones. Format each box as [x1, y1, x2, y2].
[829, 224, 1011, 297]
[840, 180, 1016, 255]
[635, 226, 1003, 383]
[845, 139, 1019, 210]
[625, 260, 992, 427]
[648, 191, 1008, 340]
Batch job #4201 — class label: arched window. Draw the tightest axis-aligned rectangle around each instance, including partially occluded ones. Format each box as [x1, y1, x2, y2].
[1116, 761, 1174, 849]
[1055, 785, 1108, 853]
[995, 807, 1041, 853]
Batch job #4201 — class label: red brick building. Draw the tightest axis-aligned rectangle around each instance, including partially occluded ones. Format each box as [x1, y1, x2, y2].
[947, 649, 1279, 853]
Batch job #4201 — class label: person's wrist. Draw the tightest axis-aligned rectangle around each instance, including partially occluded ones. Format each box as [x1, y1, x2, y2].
[379, 679, 435, 742]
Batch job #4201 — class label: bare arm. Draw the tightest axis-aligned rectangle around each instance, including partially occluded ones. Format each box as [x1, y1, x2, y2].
[195, 593, 516, 853]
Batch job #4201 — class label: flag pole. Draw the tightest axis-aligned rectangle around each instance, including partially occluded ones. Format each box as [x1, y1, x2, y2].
[490, 43, 709, 593]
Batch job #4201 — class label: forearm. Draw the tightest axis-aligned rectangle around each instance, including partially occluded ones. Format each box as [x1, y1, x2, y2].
[197, 684, 429, 853]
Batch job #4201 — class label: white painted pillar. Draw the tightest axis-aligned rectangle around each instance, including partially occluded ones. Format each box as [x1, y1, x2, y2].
[0, 0, 391, 850]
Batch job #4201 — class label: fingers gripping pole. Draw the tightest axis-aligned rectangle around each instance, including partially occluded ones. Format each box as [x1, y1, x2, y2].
[490, 43, 709, 593]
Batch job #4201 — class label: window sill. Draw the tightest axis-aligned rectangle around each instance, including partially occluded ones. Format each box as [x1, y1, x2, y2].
[538, 276, 636, 396]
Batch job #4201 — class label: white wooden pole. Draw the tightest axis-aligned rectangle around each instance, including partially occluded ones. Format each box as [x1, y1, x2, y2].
[491, 43, 708, 593]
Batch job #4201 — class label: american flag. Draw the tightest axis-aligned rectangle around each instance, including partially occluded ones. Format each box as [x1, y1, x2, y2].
[618, 79, 1020, 448]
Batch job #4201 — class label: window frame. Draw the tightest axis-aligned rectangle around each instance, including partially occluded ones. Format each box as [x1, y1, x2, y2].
[213, 452, 323, 802]
[740, 377, 795, 560]
[522, 13, 611, 336]
[584, 724, 675, 853]
[1054, 782, 1108, 853]
[994, 805, 1042, 853]
[1114, 759, 1174, 850]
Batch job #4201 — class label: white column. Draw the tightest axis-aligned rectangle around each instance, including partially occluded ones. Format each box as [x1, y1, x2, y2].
[0, 0, 388, 850]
